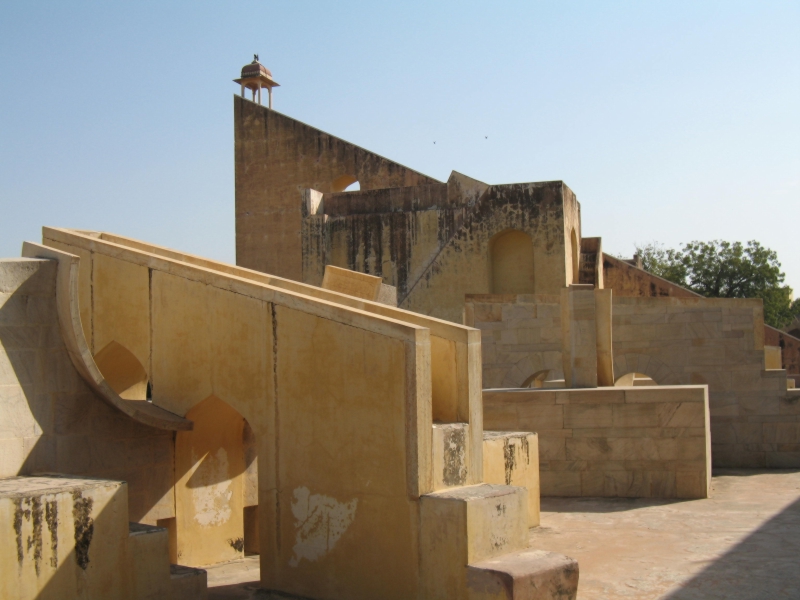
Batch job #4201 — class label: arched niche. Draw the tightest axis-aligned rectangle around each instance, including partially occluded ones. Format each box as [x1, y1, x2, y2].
[490, 229, 535, 294]
[174, 395, 249, 567]
[332, 174, 359, 193]
[93, 340, 149, 400]
[570, 228, 579, 284]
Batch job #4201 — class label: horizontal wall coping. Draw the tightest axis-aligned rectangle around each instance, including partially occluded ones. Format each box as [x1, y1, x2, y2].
[466, 294, 562, 305]
[466, 294, 763, 311]
[40, 227, 434, 343]
[45, 227, 476, 345]
[484, 385, 708, 405]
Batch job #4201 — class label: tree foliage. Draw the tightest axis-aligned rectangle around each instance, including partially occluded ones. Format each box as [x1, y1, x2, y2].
[633, 240, 800, 330]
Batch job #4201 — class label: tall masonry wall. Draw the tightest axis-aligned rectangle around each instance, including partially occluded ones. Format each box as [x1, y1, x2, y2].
[304, 176, 580, 324]
[234, 97, 439, 280]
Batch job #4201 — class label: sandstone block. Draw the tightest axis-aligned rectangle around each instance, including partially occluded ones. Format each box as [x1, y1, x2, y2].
[466, 549, 579, 600]
[420, 484, 529, 598]
[170, 564, 208, 600]
[563, 405, 612, 429]
[483, 431, 540, 526]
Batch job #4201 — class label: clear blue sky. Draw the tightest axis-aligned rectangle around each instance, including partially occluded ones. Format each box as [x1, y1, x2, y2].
[1, 1, 798, 292]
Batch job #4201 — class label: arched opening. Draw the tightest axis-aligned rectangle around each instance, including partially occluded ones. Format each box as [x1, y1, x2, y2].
[521, 369, 565, 389]
[93, 340, 149, 400]
[490, 229, 535, 294]
[614, 372, 657, 387]
[570, 228, 579, 284]
[331, 174, 359, 193]
[172, 395, 253, 567]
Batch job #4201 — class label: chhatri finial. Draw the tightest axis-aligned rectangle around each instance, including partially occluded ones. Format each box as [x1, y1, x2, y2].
[234, 56, 280, 108]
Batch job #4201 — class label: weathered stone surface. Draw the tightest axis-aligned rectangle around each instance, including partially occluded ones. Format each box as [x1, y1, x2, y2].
[484, 386, 710, 499]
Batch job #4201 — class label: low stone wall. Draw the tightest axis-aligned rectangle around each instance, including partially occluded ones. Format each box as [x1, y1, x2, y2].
[483, 386, 711, 499]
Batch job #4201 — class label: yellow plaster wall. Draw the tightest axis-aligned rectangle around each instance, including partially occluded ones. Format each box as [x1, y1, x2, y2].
[150, 271, 272, 432]
[34, 228, 521, 599]
[264, 305, 424, 600]
[91, 254, 150, 370]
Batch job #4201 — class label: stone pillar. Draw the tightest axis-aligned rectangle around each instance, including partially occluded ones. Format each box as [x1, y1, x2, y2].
[561, 284, 598, 388]
[595, 288, 614, 386]
[561, 285, 615, 388]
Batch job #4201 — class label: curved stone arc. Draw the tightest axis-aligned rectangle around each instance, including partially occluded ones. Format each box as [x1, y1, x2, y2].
[21, 241, 193, 431]
[613, 352, 678, 386]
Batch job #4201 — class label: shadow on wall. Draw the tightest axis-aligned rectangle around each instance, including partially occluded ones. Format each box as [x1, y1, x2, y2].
[0, 259, 175, 524]
[664, 492, 800, 599]
[539, 495, 689, 515]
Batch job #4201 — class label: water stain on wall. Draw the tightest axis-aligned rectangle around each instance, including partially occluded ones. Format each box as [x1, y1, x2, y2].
[13, 495, 60, 574]
[288, 486, 357, 567]
[72, 491, 94, 570]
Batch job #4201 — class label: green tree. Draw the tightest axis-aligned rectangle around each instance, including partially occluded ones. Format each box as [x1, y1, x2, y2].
[633, 240, 800, 330]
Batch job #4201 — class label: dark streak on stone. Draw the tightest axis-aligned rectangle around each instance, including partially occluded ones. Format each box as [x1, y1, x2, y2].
[442, 426, 468, 486]
[72, 491, 94, 570]
[13, 498, 30, 566]
[520, 435, 530, 466]
[228, 537, 245, 553]
[45, 500, 58, 568]
[503, 439, 517, 485]
[28, 496, 43, 576]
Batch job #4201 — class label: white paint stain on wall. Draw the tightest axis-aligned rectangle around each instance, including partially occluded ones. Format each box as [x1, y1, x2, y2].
[289, 487, 357, 567]
[191, 448, 233, 527]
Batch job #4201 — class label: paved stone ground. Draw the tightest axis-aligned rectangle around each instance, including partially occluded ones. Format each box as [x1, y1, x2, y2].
[531, 469, 800, 599]
[206, 470, 800, 599]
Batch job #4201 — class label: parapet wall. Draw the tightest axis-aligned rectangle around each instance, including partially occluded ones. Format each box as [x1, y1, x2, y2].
[484, 386, 711, 499]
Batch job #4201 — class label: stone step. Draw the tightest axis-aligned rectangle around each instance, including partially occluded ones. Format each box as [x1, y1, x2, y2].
[170, 563, 208, 600]
[128, 522, 171, 599]
[420, 484, 529, 598]
[483, 431, 540, 527]
[467, 549, 579, 600]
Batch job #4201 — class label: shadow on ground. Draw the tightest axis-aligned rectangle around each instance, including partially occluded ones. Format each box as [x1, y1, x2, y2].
[541, 495, 689, 514]
[663, 496, 800, 599]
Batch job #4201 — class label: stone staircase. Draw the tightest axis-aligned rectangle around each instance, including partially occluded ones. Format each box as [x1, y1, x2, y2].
[425, 425, 579, 599]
